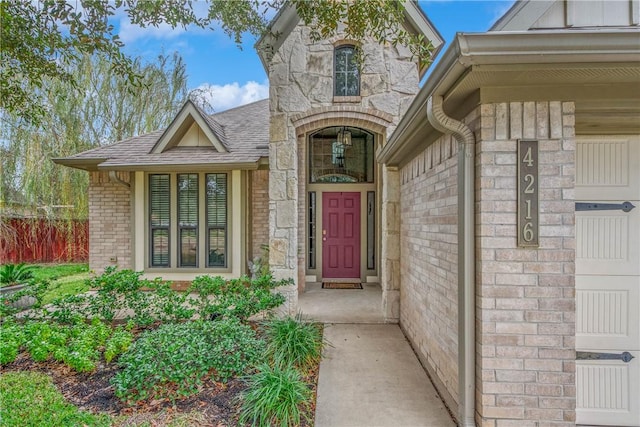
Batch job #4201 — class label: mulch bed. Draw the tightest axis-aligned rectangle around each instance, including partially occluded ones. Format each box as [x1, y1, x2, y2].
[4, 351, 319, 427]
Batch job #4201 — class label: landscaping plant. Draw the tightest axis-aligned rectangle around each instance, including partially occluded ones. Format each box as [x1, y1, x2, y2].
[263, 314, 325, 372]
[112, 318, 264, 402]
[239, 363, 312, 427]
[189, 274, 288, 320]
[0, 262, 34, 286]
[45, 267, 194, 326]
[0, 319, 133, 372]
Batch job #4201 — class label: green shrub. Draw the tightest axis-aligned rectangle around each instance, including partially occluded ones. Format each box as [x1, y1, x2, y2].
[0, 322, 24, 364]
[0, 319, 133, 371]
[0, 263, 34, 286]
[46, 267, 194, 326]
[112, 318, 263, 402]
[239, 363, 311, 427]
[0, 371, 111, 427]
[264, 315, 324, 372]
[189, 274, 288, 320]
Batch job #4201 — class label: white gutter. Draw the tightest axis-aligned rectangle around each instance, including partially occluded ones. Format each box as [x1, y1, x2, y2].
[380, 29, 640, 165]
[427, 95, 476, 427]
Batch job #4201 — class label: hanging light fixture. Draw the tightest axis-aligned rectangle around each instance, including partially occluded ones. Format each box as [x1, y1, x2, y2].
[337, 127, 352, 147]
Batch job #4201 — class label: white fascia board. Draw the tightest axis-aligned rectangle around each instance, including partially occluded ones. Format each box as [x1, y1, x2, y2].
[381, 29, 640, 165]
[151, 101, 227, 154]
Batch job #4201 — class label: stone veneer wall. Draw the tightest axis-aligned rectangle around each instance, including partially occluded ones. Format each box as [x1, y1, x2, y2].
[88, 171, 132, 272]
[474, 102, 576, 426]
[400, 134, 460, 412]
[267, 23, 421, 312]
[250, 170, 269, 261]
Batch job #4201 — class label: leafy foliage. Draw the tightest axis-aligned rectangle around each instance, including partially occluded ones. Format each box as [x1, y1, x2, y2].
[1, 1, 432, 124]
[189, 274, 288, 321]
[263, 315, 325, 372]
[112, 319, 264, 402]
[0, 371, 112, 427]
[0, 319, 133, 372]
[47, 267, 194, 326]
[293, 0, 435, 67]
[0, 53, 187, 220]
[0, 263, 34, 286]
[239, 363, 312, 427]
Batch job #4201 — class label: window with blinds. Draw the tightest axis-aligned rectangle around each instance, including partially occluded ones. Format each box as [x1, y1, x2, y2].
[149, 174, 170, 267]
[206, 173, 227, 267]
[178, 174, 198, 267]
[148, 172, 229, 270]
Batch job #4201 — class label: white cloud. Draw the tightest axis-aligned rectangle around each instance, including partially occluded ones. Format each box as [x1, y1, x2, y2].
[193, 81, 269, 112]
[118, 18, 187, 44]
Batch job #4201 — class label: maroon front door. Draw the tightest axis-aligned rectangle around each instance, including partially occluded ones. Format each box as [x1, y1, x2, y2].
[322, 192, 361, 279]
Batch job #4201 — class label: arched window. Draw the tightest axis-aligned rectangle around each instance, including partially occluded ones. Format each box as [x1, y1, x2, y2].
[334, 45, 359, 97]
[309, 126, 374, 183]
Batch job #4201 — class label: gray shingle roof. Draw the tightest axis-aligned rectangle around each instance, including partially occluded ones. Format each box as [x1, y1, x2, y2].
[54, 99, 269, 170]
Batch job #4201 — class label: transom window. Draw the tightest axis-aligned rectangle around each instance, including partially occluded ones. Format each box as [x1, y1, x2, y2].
[149, 173, 228, 268]
[334, 45, 359, 97]
[308, 126, 374, 183]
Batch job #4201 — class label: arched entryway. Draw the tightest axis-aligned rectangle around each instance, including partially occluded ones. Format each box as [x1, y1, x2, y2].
[305, 126, 377, 283]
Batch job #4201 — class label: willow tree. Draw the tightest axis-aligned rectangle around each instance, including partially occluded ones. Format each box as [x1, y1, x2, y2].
[0, 53, 187, 221]
[1, 0, 433, 124]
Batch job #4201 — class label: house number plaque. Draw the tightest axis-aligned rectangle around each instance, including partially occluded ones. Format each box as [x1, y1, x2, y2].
[517, 139, 539, 247]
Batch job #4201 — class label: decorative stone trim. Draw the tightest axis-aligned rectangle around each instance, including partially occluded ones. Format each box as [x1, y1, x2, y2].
[332, 38, 361, 48]
[292, 106, 393, 137]
[333, 96, 362, 103]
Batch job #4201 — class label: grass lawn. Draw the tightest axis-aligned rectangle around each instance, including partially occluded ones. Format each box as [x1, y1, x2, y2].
[29, 263, 91, 304]
[0, 371, 111, 427]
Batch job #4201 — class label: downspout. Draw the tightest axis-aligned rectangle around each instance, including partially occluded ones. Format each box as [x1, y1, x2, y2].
[427, 95, 476, 427]
[109, 171, 130, 188]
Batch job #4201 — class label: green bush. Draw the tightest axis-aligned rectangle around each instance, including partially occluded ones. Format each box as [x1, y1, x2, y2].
[0, 319, 133, 371]
[0, 371, 111, 427]
[239, 363, 311, 427]
[112, 318, 264, 402]
[46, 267, 194, 326]
[0, 321, 24, 364]
[0, 262, 34, 286]
[264, 315, 324, 372]
[189, 274, 288, 320]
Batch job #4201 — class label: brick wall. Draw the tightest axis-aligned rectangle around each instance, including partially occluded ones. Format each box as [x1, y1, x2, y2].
[400, 134, 460, 412]
[474, 102, 576, 426]
[88, 171, 132, 272]
[250, 169, 269, 261]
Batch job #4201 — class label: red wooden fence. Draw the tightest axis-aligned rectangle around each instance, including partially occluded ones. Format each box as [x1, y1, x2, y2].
[0, 218, 88, 264]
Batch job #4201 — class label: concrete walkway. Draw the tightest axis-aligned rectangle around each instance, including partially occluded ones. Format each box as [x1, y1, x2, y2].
[315, 324, 456, 427]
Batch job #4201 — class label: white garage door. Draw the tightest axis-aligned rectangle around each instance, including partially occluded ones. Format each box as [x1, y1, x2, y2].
[576, 135, 640, 426]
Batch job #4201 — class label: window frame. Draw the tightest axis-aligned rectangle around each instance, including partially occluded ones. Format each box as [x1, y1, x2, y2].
[333, 44, 360, 97]
[146, 172, 230, 271]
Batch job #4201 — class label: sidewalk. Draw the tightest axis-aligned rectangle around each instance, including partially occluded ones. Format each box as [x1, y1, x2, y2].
[314, 324, 456, 427]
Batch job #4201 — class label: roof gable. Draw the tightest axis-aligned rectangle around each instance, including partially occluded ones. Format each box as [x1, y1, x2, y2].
[151, 100, 227, 154]
[492, 0, 640, 31]
[255, 1, 444, 72]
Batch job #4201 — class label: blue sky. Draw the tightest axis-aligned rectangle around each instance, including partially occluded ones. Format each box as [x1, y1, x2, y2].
[117, 1, 516, 111]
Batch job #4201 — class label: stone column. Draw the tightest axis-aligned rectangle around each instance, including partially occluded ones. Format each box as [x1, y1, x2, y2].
[269, 112, 298, 315]
[381, 165, 401, 321]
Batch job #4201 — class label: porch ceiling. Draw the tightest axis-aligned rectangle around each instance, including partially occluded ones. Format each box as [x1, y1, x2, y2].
[444, 62, 640, 135]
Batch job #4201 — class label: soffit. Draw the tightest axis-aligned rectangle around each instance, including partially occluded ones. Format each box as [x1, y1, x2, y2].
[443, 63, 640, 134]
